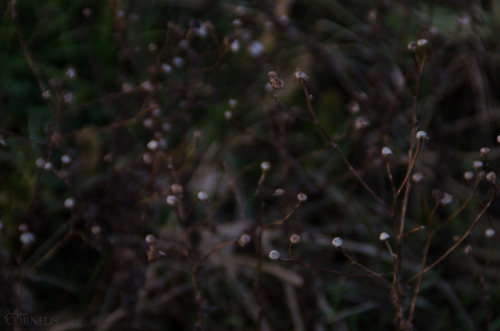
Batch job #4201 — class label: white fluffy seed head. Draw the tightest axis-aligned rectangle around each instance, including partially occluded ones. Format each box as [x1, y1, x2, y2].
[20, 232, 36, 246]
[297, 193, 307, 202]
[485, 228, 495, 238]
[379, 232, 390, 241]
[463, 171, 474, 181]
[473, 160, 483, 169]
[197, 191, 209, 201]
[61, 154, 72, 165]
[147, 140, 159, 150]
[417, 39, 428, 47]
[269, 250, 280, 260]
[416, 131, 429, 140]
[166, 195, 177, 206]
[381, 147, 393, 156]
[260, 161, 271, 171]
[332, 237, 343, 247]
[440, 192, 453, 205]
[64, 197, 76, 209]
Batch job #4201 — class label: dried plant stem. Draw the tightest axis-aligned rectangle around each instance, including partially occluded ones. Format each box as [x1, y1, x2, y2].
[408, 186, 496, 283]
[298, 83, 388, 212]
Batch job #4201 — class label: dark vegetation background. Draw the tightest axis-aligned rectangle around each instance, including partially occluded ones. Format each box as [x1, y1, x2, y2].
[1, 0, 500, 330]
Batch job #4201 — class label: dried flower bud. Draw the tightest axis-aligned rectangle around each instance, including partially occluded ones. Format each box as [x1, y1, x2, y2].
[197, 191, 209, 201]
[381, 147, 393, 156]
[147, 140, 159, 150]
[379, 232, 390, 241]
[19, 223, 28, 232]
[486, 171, 496, 183]
[290, 234, 301, 244]
[248, 41, 265, 57]
[91, 225, 101, 235]
[347, 100, 360, 114]
[145, 234, 156, 244]
[224, 111, 233, 120]
[171, 184, 183, 194]
[412, 172, 424, 183]
[355, 116, 370, 130]
[416, 131, 429, 140]
[416, 39, 428, 47]
[497, 135, 500, 144]
[267, 71, 285, 90]
[142, 153, 153, 164]
[473, 160, 483, 169]
[439, 192, 453, 205]
[238, 234, 251, 247]
[162, 63, 173, 74]
[295, 68, 310, 82]
[61, 154, 72, 165]
[273, 188, 285, 197]
[166, 195, 177, 206]
[64, 197, 76, 209]
[297, 193, 307, 202]
[463, 171, 474, 181]
[227, 99, 238, 110]
[269, 250, 280, 260]
[20, 232, 36, 246]
[485, 228, 495, 238]
[65, 67, 76, 80]
[463, 244, 472, 254]
[408, 41, 417, 52]
[332, 237, 343, 247]
[480, 147, 491, 156]
[260, 161, 271, 171]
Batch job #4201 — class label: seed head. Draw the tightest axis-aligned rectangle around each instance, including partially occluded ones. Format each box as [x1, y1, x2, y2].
[197, 191, 209, 201]
[439, 192, 453, 205]
[480, 147, 491, 156]
[381, 147, 393, 156]
[463, 171, 474, 181]
[379, 232, 390, 241]
[20, 232, 36, 246]
[238, 234, 251, 247]
[267, 71, 285, 90]
[473, 160, 483, 169]
[64, 198, 76, 209]
[290, 234, 301, 244]
[145, 234, 156, 244]
[166, 195, 177, 206]
[273, 188, 285, 197]
[416, 131, 429, 140]
[294, 68, 310, 83]
[416, 39, 428, 47]
[485, 228, 495, 238]
[269, 250, 280, 260]
[260, 161, 271, 171]
[297, 193, 307, 202]
[332, 237, 343, 247]
[412, 172, 424, 183]
[486, 171, 496, 183]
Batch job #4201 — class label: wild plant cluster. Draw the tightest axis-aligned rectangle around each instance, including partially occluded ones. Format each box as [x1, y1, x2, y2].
[1, 1, 500, 330]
